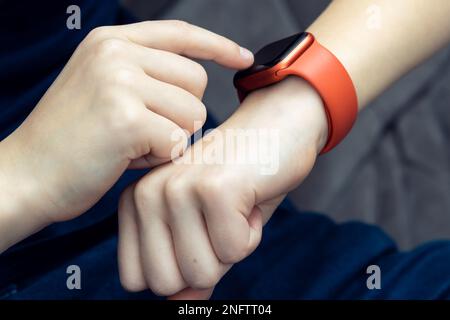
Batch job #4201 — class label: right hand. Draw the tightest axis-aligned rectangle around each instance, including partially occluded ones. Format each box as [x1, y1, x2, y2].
[0, 20, 253, 224]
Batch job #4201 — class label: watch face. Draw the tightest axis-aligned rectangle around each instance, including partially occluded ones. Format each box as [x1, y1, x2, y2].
[235, 32, 308, 79]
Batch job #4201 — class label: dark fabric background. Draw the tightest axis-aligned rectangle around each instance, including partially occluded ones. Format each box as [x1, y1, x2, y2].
[124, 0, 450, 249]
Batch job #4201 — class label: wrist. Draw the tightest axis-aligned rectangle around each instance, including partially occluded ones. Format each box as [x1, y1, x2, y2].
[222, 77, 328, 197]
[242, 76, 329, 155]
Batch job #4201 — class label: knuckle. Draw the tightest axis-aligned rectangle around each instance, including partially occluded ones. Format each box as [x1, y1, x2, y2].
[133, 178, 152, 212]
[187, 266, 220, 290]
[168, 20, 191, 49]
[86, 26, 110, 42]
[184, 99, 206, 132]
[119, 273, 146, 293]
[193, 100, 207, 126]
[164, 175, 191, 209]
[196, 178, 222, 201]
[94, 38, 126, 60]
[105, 102, 142, 133]
[108, 67, 136, 87]
[148, 277, 183, 297]
[196, 171, 236, 201]
[218, 238, 248, 264]
[192, 62, 208, 91]
[169, 19, 191, 32]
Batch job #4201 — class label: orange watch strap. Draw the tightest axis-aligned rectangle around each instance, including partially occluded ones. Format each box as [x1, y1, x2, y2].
[277, 37, 358, 154]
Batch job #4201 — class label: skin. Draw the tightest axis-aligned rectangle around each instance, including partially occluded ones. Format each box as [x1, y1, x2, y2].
[0, 20, 254, 252]
[117, 0, 450, 299]
[117, 77, 327, 296]
[1, 0, 450, 300]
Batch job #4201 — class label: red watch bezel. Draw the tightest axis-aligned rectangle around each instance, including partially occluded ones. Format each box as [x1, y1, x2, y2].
[233, 32, 358, 154]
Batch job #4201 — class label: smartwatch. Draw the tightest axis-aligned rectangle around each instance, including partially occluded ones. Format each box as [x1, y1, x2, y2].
[233, 32, 358, 154]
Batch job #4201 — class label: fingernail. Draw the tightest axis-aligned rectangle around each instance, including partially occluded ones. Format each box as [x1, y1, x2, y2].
[239, 46, 254, 60]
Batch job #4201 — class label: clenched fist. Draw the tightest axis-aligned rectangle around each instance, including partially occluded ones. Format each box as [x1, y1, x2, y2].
[118, 77, 329, 298]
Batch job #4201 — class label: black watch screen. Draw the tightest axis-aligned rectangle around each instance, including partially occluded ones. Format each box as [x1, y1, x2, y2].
[235, 32, 307, 79]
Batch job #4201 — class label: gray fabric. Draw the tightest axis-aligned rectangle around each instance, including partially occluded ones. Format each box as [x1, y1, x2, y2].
[125, 0, 450, 249]
[295, 46, 450, 249]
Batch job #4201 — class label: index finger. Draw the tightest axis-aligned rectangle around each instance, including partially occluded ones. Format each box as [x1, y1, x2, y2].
[115, 20, 254, 69]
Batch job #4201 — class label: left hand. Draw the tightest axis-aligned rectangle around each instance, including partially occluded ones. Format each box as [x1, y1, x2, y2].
[117, 77, 329, 299]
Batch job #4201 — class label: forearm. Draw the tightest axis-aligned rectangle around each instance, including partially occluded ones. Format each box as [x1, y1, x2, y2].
[212, 0, 450, 219]
[0, 199, 47, 254]
[0, 138, 50, 253]
[307, 0, 450, 108]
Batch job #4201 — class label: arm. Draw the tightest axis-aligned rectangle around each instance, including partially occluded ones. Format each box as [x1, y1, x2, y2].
[0, 149, 48, 252]
[308, 0, 450, 108]
[118, 1, 450, 299]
